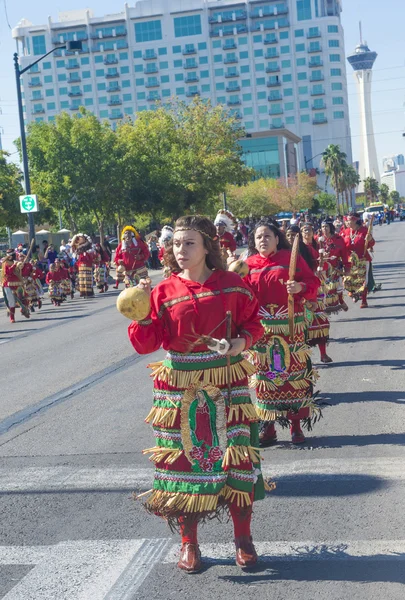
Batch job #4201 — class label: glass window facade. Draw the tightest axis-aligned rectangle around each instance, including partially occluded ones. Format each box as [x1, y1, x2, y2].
[328, 25, 339, 33]
[174, 15, 202, 38]
[32, 35, 46, 56]
[297, 0, 312, 21]
[333, 111, 344, 119]
[134, 20, 162, 42]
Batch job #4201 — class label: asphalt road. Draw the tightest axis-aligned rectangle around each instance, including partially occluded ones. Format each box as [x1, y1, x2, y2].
[1, 224, 405, 600]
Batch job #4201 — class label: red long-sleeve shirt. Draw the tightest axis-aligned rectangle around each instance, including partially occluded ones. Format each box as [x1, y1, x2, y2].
[219, 232, 236, 254]
[115, 240, 150, 272]
[128, 270, 263, 355]
[317, 234, 350, 270]
[342, 226, 375, 262]
[2, 262, 22, 288]
[245, 249, 320, 310]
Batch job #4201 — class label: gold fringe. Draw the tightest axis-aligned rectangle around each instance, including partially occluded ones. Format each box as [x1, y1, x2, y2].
[142, 446, 183, 464]
[221, 445, 261, 468]
[256, 407, 290, 421]
[220, 485, 253, 508]
[307, 327, 330, 340]
[145, 406, 178, 427]
[149, 359, 256, 389]
[263, 320, 306, 336]
[143, 488, 220, 514]
[290, 379, 312, 390]
[227, 402, 258, 423]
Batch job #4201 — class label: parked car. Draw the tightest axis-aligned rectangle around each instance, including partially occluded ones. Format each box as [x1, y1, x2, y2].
[400, 209, 405, 222]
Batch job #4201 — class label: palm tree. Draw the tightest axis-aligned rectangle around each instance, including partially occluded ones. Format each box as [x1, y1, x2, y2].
[344, 165, 361, 209]
[321, 144, 348, 213]
[363, 177, 380, 204]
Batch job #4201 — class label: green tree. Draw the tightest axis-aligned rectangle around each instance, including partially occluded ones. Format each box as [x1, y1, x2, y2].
[379, 183, 390, 204]
[316, 192, 337, 215]
[226, 178, 280, 217]
[0, 151, 25, 229]
[117, 98, 252, 220]
[363, 177, 380, 204]
[389, 190, 400, 205]
[272, 172, 318, 213]
[321, 144, 348, 212]
[21, 110, 126, 239]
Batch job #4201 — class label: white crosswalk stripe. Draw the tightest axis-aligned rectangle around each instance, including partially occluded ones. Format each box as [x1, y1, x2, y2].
[0, 456, 404, 494]
[1, 538, 405, 598]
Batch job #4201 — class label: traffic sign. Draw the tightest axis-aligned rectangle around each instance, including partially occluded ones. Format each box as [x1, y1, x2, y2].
[19, 194, 39, 213]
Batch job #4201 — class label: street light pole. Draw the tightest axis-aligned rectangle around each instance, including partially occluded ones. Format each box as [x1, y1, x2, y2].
[13, 41, 81, 246]
[14, 52, 35, 244]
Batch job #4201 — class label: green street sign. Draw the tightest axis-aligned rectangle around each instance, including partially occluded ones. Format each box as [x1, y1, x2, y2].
[19, 194, 39, 213]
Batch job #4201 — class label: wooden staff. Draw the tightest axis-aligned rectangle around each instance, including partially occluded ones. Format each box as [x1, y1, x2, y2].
[23, 238, 36, 264]
[225, 310, 232, 403]
[288, 235, 300, 340]
[364, 214, 375, 256]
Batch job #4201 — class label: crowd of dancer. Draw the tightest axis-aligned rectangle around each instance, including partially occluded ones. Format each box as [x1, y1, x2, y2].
[122, 208, 381, 574]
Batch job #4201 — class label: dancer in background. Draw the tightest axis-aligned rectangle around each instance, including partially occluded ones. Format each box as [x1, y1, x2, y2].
[342, 214, 374, 309]
[318, 221, 350, 313]
[114, 226, 149, 289]
[1, 250, 30, 322]
[70, 234, 96, 298]
[245, 221, 320, 445]
[301, 223, 332, 364]
[94, 242, 110, 293]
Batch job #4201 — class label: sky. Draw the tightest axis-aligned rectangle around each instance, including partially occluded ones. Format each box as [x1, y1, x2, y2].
[0, 0, 404, 169]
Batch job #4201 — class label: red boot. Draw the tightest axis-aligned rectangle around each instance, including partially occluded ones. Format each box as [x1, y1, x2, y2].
[9, 307, 16, 323]
[259, 421, 277, 446]
[113, 280, 119, 289]
[291, 419, 306, 444]
[360, 287, 368, 308]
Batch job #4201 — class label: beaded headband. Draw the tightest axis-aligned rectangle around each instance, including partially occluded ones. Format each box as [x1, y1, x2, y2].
[174, 227, 218, 242]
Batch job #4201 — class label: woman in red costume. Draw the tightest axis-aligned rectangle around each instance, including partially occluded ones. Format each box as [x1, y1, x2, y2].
[70, 234, 95, 298]
[1, 250, 30, 322]
[317, 220, 350, 313]
[127, 215, 269, 574]
[245, 220, 321, 446]
[342, 213, 375, 308]
[300, 223, 332, 363]
[114, 226, 149, 289]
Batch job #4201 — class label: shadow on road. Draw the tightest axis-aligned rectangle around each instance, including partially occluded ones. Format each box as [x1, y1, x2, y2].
[325, 359, 404, 370]
[217, 550, 405, 583]
[270, 473, 387, 497]
[333, 336, 405, 344]
[324, 391, 405, 406]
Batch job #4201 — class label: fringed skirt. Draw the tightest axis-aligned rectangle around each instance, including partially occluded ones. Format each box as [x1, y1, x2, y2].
[61, 278, 72, 296]
[124, 266, 148, 287]
[249, 313, 321, 430]
[48, 281, 62, 301]
[77, 265, 94, 297]
[323, 267, 343, 314]
[25, 279, 39, 303]
[94, 264, 109, 288]
[306, 293, 330, 347]
[344, 253, 369, 297]
[141, 350, 274, 526]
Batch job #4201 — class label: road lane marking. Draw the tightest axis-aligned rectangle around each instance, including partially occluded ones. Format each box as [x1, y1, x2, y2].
[0, 354, 144, 435]
[2, 538, 405, 598]
[0, 456, 404, 494]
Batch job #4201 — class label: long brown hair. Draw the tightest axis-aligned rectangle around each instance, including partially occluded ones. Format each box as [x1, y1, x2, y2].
[164, 215, 226, 273]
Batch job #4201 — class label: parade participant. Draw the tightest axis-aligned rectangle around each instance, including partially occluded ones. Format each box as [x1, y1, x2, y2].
[94, 243, 110, 293]
[70, 233, 96, 298]
[318, 221, 350, 313]
[30, 259, 44, 310]
[301, 224, 332, 363]
[245, 221, 320, 445]
[114, 226, 150, 289]
[126, 215, 269, 573]
[20, 256, 39, 313]
[55, 258, 71, 301]
[214, 210, 237, 258]
[1, 250, 30, 322]
[342, 214, 375, 308]
[68, 262, 77, 299]
[46, 263, 63, 306]
[158, 226, 174, 278]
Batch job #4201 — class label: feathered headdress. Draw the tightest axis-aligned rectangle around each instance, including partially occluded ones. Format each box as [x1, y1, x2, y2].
[159, 226, 174, 245]
[214, 210, 237, 233]
[121, 225, 140, 241]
